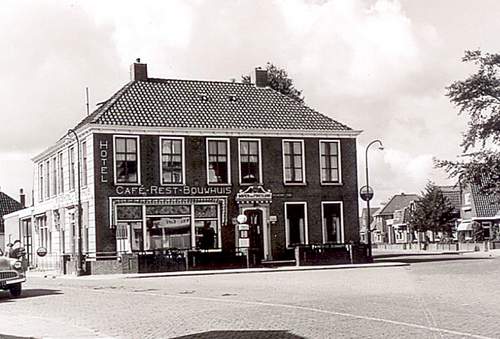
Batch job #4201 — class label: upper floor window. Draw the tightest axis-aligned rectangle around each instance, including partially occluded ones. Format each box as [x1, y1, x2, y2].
[239, 139, 262, 184]
[45, 160, 50, 198]
[115, 136, 140, 184]
[282, 140, 305, 184]
[69, 147, 75, 190]
[51, 157, 57, 196]
[207, 138, 230, 185]
[81, 141, 88, 187]
[39, 163, 44, 201]
[57, 152, 64, 194]
[320, 140, 341, 184]
[160, 137, 184, 185]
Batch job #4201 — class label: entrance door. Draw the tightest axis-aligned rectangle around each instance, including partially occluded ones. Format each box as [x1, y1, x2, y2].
[245, 209, 264, 264]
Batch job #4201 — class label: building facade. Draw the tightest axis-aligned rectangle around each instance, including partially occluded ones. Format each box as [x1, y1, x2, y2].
[6, 62, 362, 274]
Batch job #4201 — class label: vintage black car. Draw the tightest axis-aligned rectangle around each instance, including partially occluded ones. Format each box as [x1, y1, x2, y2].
[0, 247, 26, 297]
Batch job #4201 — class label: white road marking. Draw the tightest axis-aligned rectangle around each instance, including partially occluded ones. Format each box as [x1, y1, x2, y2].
[73, 286, 496, 339]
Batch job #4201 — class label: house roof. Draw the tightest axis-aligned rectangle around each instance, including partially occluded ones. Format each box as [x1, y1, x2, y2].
[376, 193, 419, 217]
[471, 183, 500, 218]
[0, 192, 23, 219]
[438, 185, 461, 211]
[76, 78, 354, 132]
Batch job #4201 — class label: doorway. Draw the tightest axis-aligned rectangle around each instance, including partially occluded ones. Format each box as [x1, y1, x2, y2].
[244, 209, 265, 264]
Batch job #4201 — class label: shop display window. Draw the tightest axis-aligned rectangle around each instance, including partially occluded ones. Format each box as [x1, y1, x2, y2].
[146, 216, 191, 250]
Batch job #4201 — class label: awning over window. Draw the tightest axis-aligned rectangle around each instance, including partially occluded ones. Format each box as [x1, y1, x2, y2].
[457, 221, 472, 231]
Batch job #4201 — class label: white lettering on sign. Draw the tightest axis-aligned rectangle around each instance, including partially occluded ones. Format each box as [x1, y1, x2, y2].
[115, 185, 232, 196]
[99, 140, 109, 183]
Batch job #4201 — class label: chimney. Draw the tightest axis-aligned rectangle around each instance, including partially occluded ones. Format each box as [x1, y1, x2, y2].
[19, 188, 25, 207]
[255, 67, 268, 87]
[130, 58, 148, 81]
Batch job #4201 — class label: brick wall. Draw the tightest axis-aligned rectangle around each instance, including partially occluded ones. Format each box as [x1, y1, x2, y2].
[93, 133, 359, 260]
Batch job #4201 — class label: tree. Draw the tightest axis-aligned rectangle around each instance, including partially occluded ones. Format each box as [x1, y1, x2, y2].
[436, 50, 500, 198]
[242, 62, 304, 103]
[408, 182, 455, 238]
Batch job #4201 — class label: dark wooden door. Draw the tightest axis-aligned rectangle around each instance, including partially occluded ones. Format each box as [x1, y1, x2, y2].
[245, 209, 264, 264]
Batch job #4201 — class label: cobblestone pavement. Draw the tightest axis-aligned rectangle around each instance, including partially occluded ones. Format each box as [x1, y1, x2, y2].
[1, 254, 500, 339]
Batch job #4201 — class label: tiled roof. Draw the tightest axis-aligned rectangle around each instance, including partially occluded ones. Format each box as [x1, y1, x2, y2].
[0, 192, 23, 218]
[78, 79, 353, 132]
[438, 185, 461, 211]
[376, 193, 419, 216]
[471, 183, 500, 218]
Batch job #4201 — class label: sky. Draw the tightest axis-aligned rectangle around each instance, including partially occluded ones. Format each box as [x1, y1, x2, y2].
[1, 0, 499, 208]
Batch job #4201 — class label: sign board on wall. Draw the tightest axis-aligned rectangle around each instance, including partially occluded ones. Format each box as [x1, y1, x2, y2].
[115, 185, 231, 196]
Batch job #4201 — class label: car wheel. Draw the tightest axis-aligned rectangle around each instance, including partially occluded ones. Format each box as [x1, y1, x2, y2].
[9, 283, 22, 297]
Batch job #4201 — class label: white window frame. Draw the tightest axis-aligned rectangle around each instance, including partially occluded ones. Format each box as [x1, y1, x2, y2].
[38, 163, 44, 202]
[318, 140, 342, 185]
[57, 152, 64, 194]
[159, 136, 185, 186]
[51, 156, 57, 197]
[192, 202, 222, 251]
[206, 137, 231, 186]
[282, 139, 306, 185]
[45, 160, 50, 199]
[68, 146, 75, 192]
[321, 201, 345, 244]
[238, 138, 263, 185]
[81, 140, 88, 188]
[284, 201, 309, 247]
[113, 135, 141, 186]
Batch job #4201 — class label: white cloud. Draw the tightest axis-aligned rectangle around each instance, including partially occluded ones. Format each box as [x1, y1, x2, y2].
[0, 0, 497, 205]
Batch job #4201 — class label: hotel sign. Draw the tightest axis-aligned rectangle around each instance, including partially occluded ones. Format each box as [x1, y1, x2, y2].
[115, 185, 231, 196]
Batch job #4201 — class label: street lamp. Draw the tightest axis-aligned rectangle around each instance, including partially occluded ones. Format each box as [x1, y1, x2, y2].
[67, 128, 84, 276]
[365, 139, 384, 261]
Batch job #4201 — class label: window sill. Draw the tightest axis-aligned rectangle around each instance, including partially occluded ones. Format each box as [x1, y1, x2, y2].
[320, 182, 343, 186]
[239, 182, 264, 186]
[114, 182, 142, 186]
[283, 182, 307, 186]
[160, 183, 185, 187]
[207, 183, 232, 186]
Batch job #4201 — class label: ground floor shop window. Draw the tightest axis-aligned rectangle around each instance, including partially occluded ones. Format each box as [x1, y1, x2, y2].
[146, 216, 191, 249]
[322, 202, 343, 243]
[194, 205, 219, 250]
[285, 202, 308, 247]
[115, 203, 222, 252]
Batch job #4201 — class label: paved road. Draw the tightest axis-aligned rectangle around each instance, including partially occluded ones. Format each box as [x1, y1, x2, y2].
[1, 253, 499, 338]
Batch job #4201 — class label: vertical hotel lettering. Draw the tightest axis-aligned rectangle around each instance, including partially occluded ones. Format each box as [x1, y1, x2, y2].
[100, 140, 109, 183]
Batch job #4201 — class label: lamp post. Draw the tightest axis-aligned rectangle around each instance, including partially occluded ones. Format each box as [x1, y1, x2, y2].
[67, 129, 83, 276]
[365, 139, 384, 261]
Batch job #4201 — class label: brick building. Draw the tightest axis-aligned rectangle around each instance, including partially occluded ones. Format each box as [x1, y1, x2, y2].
[5, 61, 362, 274]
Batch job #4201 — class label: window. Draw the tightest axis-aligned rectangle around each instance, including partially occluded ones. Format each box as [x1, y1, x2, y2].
[39, 163, 44, 201]
[45, 160, 50, 199]
[52, 157, 57, 196]
[69, 147, 75, 190]
[160, 137, 184, 185]
[207, 139, 230, 184]
[319, 141, 341, 184]
[285, 202, 308, 246]
[116, 205, 144, 253]
[37, 215, 50, 252]
[239, 139, 262, 184]
[194, 205, 219, 250]
[283, 140, 305, 184]
[322, 202, 343, 243]
[57, 152, 64, 194]
[114, 136, 139, 184]
[82, 141, 88, 187]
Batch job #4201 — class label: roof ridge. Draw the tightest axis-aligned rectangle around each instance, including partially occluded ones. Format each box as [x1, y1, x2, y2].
[146, 77, 253, 86]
